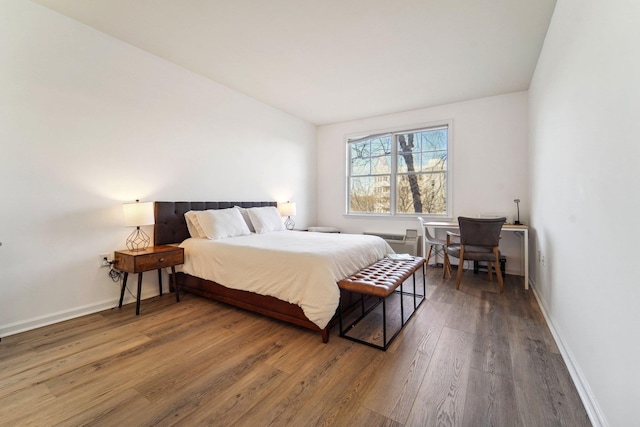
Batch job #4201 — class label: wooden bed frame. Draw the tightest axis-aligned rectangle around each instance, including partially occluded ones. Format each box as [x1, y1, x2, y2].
[154, 201, 335, 342]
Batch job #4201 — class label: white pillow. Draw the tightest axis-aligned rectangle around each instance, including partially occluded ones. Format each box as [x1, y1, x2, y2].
[247, 206, 285, 234]
[184, 211, 206, 238]
[195, 208, 252, 240]
[234, 206, 255, 233]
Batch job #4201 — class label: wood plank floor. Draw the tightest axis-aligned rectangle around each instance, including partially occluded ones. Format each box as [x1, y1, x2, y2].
[0, 267, 591, 426]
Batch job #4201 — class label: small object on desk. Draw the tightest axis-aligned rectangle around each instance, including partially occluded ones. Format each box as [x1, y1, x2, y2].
[113, 245, 184, 315]
[513, 198, 521, 225]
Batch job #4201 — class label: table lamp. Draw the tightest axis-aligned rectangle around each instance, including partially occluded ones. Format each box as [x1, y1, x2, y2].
[278, 201, 296, 230]
[513, 199, 521, 225]
[123, 200, 154, 251]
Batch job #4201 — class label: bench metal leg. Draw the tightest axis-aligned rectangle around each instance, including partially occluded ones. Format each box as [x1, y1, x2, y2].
[413, 272, 417, 311]
[418, 265, 426, 316]
[382, 298, 387, 348]
[400, 280, 404, 326]
[339, 270, 427, 351]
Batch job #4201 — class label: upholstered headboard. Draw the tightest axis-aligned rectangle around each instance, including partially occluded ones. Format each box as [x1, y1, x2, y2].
[154, 201, 277, 245]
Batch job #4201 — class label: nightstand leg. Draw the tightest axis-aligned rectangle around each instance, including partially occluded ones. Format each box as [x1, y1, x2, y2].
[136, 272, 143, 315]
[119, 272, 128, 308]
[157, 269, 163, 296]
[172, 266, 180, 302]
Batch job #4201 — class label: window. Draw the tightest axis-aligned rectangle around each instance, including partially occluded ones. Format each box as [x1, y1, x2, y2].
[347, 123, 450, 217]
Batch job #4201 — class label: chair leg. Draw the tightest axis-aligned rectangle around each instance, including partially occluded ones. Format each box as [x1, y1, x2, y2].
[455, 247, 465, 290]
[443, 253, 449, 278]
[426, 245, 433, 268]
[496, 264, 504, 293]
[494, 248, 504, 293]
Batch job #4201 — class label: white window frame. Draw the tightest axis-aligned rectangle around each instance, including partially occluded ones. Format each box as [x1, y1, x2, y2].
[345, 120, 453, 219]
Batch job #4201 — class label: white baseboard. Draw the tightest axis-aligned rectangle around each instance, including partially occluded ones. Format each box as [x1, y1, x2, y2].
[530, 284, 608, 427]
[0, 292, 159, 338]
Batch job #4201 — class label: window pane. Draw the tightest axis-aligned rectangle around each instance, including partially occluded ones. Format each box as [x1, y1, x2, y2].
[370, 137, 391, 157]
[351, 157, 370, 176]
[348, 136, 391, 177]
[420, 128, 447, 151]
[350, 142, 369, 175]
[396, 174, 418, 213]
[396, 172, 447, 214]
[349, 176, 390, 213]
[371, 155, 391, 175]
[420, 150, 447, 172]
[350, 140, 369, 158]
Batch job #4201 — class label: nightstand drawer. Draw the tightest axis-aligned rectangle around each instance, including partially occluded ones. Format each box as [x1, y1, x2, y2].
[134, 251, 184, 271]
[114, 246, 184, 274]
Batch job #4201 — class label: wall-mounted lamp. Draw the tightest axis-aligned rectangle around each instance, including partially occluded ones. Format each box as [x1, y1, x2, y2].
[123, 200, 154, 251]
[513, 199, 521, 225]
[278, 201, 297, 230]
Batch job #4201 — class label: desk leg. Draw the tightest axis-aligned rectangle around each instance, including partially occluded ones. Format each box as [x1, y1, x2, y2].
[524, 230, 529, 290]
[157, 269, 163, 296]
[119, 272, 128, 308]
[136, 272, 143, 315]
[172, 266, 180, 302]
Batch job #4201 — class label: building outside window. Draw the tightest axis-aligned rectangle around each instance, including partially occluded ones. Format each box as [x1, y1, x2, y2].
[347, 122, 450, 217]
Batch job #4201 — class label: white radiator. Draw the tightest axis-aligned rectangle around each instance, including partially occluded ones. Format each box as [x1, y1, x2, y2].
[364, 229, 419, 256]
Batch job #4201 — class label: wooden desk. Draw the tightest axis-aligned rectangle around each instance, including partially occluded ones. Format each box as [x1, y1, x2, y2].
[424, 222, 530, 289]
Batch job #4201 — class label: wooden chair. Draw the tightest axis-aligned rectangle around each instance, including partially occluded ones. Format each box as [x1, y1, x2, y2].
[443, 216, 506, 292]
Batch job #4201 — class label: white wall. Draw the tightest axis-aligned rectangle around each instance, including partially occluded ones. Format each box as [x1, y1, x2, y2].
[317, 92, 529, 274]
[529, 0, 640, 425]
[0, 1, 316, 336]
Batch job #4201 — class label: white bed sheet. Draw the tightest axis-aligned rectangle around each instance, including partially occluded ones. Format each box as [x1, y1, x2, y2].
[179, 231, 394, 329]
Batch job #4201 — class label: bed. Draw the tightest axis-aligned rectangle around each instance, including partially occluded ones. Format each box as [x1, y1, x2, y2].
[154, 201, 393, 342]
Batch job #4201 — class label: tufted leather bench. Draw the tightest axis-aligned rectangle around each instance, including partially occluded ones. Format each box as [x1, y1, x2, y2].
[338, 256, 426, 350]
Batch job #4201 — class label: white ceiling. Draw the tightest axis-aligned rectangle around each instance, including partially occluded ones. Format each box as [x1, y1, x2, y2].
[31, 0, 556, 125]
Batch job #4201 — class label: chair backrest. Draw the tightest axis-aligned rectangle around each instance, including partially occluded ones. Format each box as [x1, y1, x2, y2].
[417, 216, 441, 244]
[457, 216, 506, 247]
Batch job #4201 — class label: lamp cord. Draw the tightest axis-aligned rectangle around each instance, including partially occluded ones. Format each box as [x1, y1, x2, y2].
[109, 267, 123, 282]
[108, 268, 138, 306]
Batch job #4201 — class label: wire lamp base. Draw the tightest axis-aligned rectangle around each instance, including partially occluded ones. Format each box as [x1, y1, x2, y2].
[126, 226, 151, 251]
[285, 216, 295, 230]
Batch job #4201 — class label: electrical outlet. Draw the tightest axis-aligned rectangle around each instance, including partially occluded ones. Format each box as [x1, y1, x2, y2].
[99, 253, 111, 268]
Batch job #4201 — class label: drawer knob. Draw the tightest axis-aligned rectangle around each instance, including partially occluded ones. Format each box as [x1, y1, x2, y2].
[159, 258, 165, 262]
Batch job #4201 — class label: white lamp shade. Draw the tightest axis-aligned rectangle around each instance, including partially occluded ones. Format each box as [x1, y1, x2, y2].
[278, 202, 296, 217]
[123, 201, 155, 227]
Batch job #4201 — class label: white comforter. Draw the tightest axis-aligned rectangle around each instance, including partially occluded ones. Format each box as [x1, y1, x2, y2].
[179, 231, 393, 329]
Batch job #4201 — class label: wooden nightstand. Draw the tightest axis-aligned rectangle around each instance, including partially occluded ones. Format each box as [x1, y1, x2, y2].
[114, 245, 184, 315]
